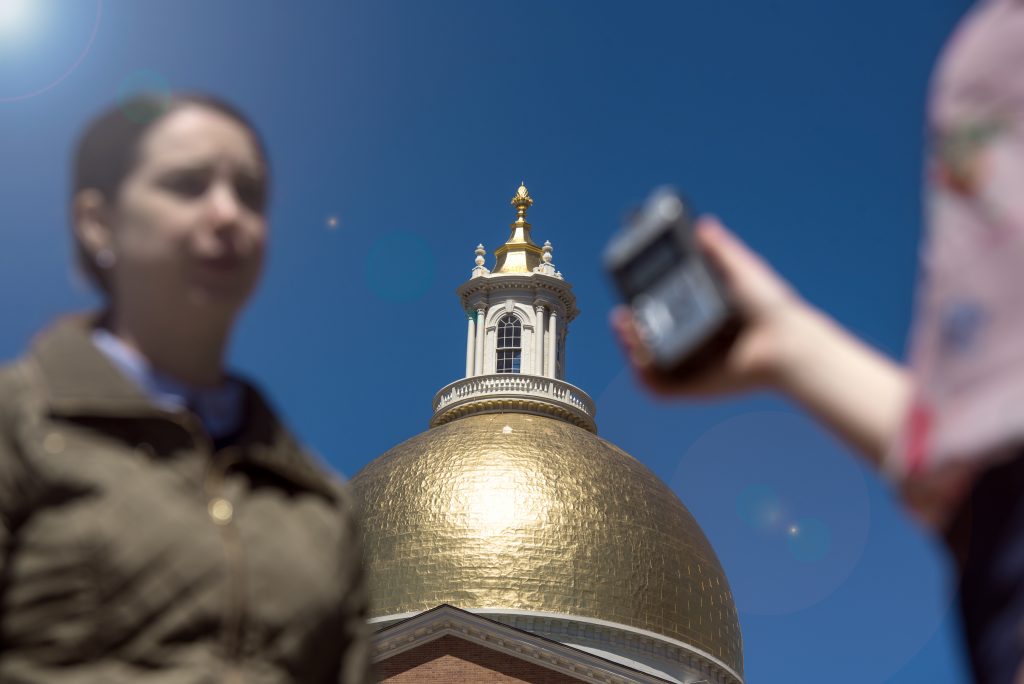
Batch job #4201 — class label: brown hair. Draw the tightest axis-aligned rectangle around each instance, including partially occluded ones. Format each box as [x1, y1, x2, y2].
[72, 92, 270, 293]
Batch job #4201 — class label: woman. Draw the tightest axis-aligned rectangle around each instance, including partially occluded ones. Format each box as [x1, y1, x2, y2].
[0, 94, 370, 683]
[614, 1, 1024, 682]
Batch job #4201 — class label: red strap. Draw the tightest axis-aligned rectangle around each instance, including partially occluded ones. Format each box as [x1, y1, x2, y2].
[906, 401, 933, 475]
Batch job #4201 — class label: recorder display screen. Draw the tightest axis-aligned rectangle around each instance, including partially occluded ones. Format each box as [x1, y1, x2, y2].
[616, 232, 686, 297]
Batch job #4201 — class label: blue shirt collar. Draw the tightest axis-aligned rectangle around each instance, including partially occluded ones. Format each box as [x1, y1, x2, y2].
[90, 327, 244, 440]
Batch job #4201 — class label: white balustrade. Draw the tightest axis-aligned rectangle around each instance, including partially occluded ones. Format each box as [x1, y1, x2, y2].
[432, 374, 596, 428]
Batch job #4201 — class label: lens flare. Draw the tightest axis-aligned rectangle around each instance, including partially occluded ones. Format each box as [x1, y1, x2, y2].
[0, 0, 35, 37]
[671, 409, 871, 615]
[365, 231, 436, 304]
[116, 69, 172, 123]
[736, 484, 784, 531]
[786, 517, 831, 562]
[0, 0, 102, 102]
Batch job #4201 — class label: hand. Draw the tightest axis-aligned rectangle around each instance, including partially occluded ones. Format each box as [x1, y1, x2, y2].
[610, 216, 808, 398]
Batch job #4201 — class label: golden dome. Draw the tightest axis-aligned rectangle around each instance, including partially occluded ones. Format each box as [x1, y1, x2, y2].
[351, 412, 743, 677]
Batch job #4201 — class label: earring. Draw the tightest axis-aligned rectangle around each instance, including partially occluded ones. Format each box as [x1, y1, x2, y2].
[95, 247, 116, 269]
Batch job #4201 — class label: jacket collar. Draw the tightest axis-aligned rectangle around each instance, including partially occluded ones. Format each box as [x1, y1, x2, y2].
[28, 314, 338, 501]
[30, 313, 158, 417]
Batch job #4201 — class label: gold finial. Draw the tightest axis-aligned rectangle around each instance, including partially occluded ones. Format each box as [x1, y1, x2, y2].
[493, 182, 542, 273]
[511, 182, 533, 221]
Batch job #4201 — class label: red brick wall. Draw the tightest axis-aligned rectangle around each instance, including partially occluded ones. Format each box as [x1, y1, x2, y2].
[376, 634, 583, 683]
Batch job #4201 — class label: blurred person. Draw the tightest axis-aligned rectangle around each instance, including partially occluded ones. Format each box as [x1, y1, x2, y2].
[0, 93, 370, 683]
[612, 1, 1024, 682]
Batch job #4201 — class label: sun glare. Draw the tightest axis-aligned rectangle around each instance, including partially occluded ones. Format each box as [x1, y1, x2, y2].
[0, 0, 38, 43]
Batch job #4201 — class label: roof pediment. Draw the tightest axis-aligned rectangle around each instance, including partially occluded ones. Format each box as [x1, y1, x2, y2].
[373, 604, 674, 684]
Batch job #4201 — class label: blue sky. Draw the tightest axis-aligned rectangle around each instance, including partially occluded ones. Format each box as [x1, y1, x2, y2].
[0, 1, 978, 681]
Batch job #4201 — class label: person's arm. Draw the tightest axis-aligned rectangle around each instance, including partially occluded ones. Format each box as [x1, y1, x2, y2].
[611, 217, 912, 472]
[769, 302, 912, 469]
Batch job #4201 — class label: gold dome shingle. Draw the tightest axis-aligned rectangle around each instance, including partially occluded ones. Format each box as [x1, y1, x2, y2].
[351, 412, 743, 677]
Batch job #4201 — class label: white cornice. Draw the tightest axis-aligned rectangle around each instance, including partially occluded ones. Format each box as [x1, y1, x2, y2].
[371, 607, 744, 684]
[457, 272, 579, 321]
[372, 604, 678, 684]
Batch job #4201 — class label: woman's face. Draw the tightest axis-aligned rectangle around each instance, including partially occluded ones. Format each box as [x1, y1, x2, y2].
[106, 105, 268, 320]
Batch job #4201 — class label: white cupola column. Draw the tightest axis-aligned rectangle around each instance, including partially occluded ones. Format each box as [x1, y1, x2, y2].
[546, 309, 558, 379]
[534, 303, 546, 376]
[474, 307, 486, 376]
[466, 313, 476, 377]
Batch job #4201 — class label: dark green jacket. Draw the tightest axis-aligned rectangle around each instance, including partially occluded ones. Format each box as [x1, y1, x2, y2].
[0, 317, 370, 683]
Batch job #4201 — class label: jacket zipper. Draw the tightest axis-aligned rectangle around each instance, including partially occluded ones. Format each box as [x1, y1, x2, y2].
[175, 412, 248, 681]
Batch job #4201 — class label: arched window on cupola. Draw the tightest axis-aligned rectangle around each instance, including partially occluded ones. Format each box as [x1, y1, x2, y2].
[495, 314, 522, 374]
